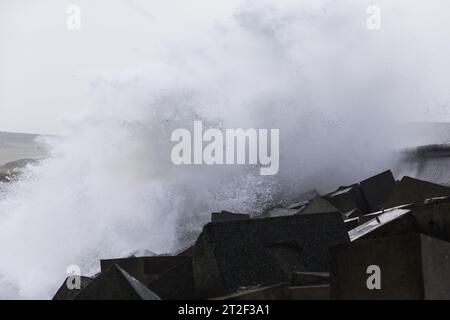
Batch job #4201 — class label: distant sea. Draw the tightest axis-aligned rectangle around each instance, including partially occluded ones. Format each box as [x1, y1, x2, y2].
[0, 131, 47, 166]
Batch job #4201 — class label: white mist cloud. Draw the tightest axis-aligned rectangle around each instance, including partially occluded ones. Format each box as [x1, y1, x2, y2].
[0, 0, 450, 299]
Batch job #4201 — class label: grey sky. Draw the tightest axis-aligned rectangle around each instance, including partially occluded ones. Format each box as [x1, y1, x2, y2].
[0, 0, 232, 134]
[1, 1, 450, 134]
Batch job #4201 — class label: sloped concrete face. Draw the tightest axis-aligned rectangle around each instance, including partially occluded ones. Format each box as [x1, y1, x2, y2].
[420, 235, 450, 299]
[74, 265, 160, 300]
[101, 256, 196, 300]
[298, 197, 340, 215]
[384, 176, 450, 208]
[147, 257, 196, 300]
[100, 256, 187, 285]
[348, 208, 418, 242]
[52, 276, 93, 300]
[331, 233, 450, 300]
[347, 197, 450, 243]
[192, 213, 349, 298]
[325, 184, 368, 216]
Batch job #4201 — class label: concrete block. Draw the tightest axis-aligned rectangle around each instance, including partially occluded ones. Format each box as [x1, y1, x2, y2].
[147, 257, 196, 300]
[211, 211, 250, 222]
[215, 283, 291, 300]
[287, 190, 320, 209]
[344, 217, 359, 231]
[74, 264, 160, 300]
[349, 199, 450, 242]
[410, 197, 450, 242]
[100, 256, 187, 285]
[348, 207, 417, 241]
[52, 276, 93, 300]
[297, 197, 340, 215]
[192, 213, 349, 298]
[384, 176, 450, 208]
[175, 243, 196, 257]
[265, 208, 299, 217]
[331, 233, 450, 299]
[360, 170, 396, 212]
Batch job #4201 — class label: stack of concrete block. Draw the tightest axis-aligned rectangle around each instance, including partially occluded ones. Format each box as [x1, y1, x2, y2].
[52, 169, 450, 300]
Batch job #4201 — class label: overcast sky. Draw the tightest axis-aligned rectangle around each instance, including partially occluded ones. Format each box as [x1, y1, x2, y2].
[0, 0, 238, 134]
[1, 1, 450, 134]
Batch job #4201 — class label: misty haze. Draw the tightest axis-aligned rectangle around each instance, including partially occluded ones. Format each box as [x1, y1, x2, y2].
[2, 0, 450, 301]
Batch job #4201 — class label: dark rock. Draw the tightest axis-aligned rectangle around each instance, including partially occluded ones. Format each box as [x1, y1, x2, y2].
[409, 197, 450, 242]
[192, 213, 349, 298]
[384, 176, 450, 208]
[360, 170, 396, 212]
[74, 264, 160, 300]
[331, 233, 450, 299]
[211, 211, 250, 222]
[52, 276, 93, 300]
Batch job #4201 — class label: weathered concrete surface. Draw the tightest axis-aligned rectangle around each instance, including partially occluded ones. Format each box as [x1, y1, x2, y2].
[74, 264, 160, 300]
[348, 207, 416, 241]
[290, 285, 330, 300]
[325, 184, 368, 216]
[409, 197, 450, 242]
[331, 233, 450, 299]
[297, 197, 340, 215]
[360, 170, 396, 212]
[147, 257, 196, 300]
[100, 256, 187, 285]
[101, 255, 196, 299]
[52, 276, 93, 300]
[192, 213, 349, 298]
[287, 190, 320, 209]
